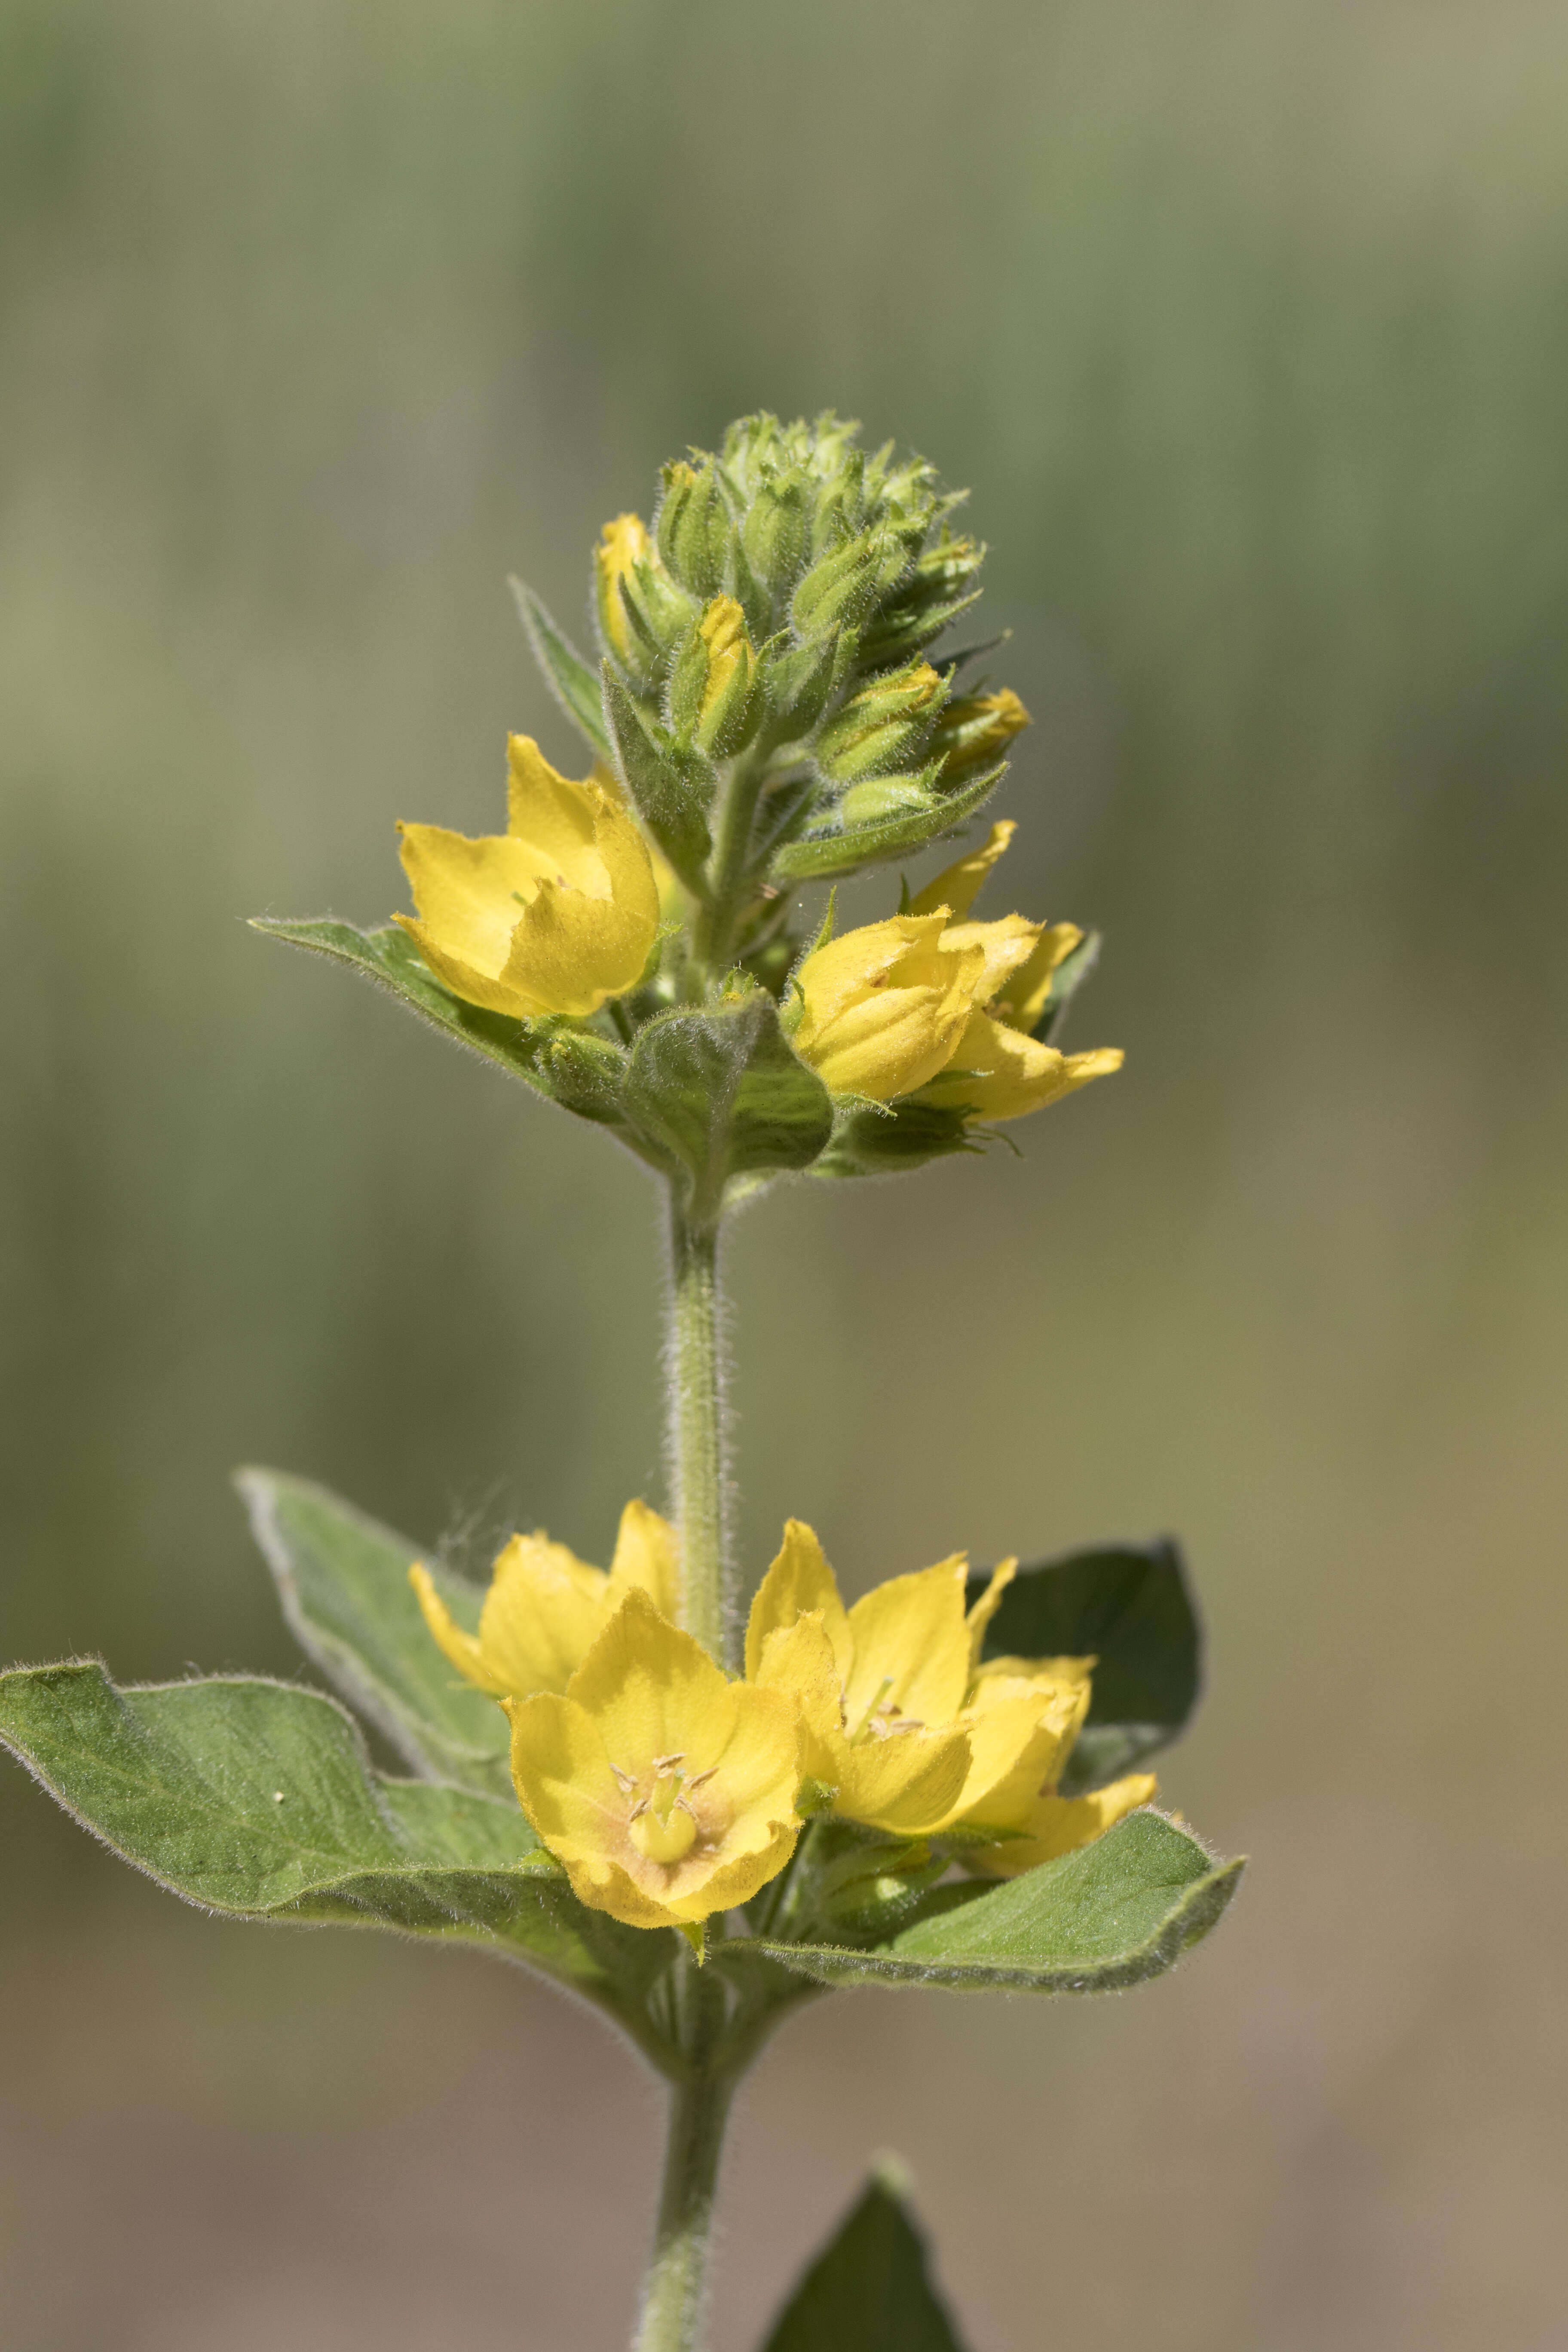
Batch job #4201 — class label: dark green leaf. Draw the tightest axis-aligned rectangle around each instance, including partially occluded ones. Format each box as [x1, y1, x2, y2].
[0, 1661, 679, 2049]
[771, 761, 1005, 883]
[968, 1540, 1202, 1792]
[236, 1467, 512, 1799]
[743, 1810, 1241, 1993]
[761, 2164, 968, 2352]
[622, 995, 832, 1212]
[510, 577, 612, 761]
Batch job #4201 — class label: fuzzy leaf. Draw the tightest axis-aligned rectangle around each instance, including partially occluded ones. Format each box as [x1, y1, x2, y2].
[250, 918, 548, 1091]
[968, 1540, 1202, 1793]
[622, 994, 833, 1212]
[510, 578, 612, 760]
[236, 1467, 513, 1799]
[0, 1660, 677, 2042]
[761, 2165, 968, 2352]
[771, 762, 1005, 883]
[744, 1810, 1241, 1993]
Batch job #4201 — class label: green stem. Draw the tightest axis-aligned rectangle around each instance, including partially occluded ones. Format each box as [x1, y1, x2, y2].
[634, 2063, 735, 2352]
[666, 1197, 731, 1666]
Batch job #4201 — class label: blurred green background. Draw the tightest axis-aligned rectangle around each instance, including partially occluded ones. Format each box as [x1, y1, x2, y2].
[3, 1, 1565, 2345]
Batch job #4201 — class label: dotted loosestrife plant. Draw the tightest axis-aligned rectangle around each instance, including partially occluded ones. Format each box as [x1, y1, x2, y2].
[0, 415, 1242, 2352]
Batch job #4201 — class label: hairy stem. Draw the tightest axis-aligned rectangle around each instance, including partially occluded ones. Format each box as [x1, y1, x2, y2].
[633, 2062, 735, 2352]
[665, 1198, 731, 1666]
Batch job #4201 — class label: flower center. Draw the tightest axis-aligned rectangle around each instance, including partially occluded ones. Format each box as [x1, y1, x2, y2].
[621, 1751, 715, 1866]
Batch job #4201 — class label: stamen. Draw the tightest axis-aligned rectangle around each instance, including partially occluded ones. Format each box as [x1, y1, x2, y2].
[686, 1765, 718, 1789]
[651, 1752, 686, 1774]
[609, 1764, 637, 1792]
[628, 1798, 649, 1821]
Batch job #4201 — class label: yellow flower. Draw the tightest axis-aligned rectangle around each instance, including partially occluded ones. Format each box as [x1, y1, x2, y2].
[594, 512, 654, 667]
[791, 820, 1122, 1122]
[506, 1588, 803, 1929]
[744, 1521, 1142, 1859]
[410, 1498, 679, 1701]
[790, 913, 986, 1099]
[394, 736, 659, 1020]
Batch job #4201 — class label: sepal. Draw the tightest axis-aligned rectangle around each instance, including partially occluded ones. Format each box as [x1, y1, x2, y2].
[771, 759, 1007, 883]
[620, 988, 834, 1216]
[603, 670, 716, 890]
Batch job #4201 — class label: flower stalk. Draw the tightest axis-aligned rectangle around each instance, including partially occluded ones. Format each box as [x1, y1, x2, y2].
[634, 2053, 735, 2352]
[666, 1193, 731, 1672]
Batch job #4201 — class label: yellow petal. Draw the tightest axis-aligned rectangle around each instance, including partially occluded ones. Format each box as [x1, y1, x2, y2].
[920, 1010, 1123, 1122]
[794, 913, 949, 1035]
[946, 1674, 1091, 1832]
[478, 1531, 609, 1697]
[938, 914, 1043, 1005]
[605, 1499, 681, 1620]
[843, 1558, 971, 1730]
[964, 1556, 1016, 1674]
[992, 921, 1085, 1032]
[394, 823, 549, 1017]
[908, 821, 1017, 919]
[795, 980, 972, 1099]
[408, 1562, 508, 1697]
[834, 1723, 974, 1834]
[504, 737, 612, 889]
[499, 788, 659, 1017]
[745, 1520, 853, 1683]
[566, 1585, 738, 1770]
[753, 1613, 849, 1785]
[972, 1772, 1158, 1877]
[509, 1588, 802, 1928]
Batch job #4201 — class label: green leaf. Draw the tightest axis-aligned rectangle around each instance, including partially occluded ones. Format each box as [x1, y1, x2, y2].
[621, 994, 833, 1212]
[761, 2162, 968, 2352]
[510, 576, 612, 761]
[0, 1660, 678, 2047]
[968, 1540, 1202, 1793]
[249, 917, 548, 1092]
[236, 1467, 513, 1800]
[743, 1810, 1242, 1994]
[771, 761, 1005, 883]
[249, 921, 636, 1134]
[602, 670, 714, 891]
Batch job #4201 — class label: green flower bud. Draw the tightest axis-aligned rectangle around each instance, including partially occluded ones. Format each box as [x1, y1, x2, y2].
[814, 661, 946, 784]
[666, 596, 759, 758]
[655, 459, 731, 599]
[929, 687, 1031, 781]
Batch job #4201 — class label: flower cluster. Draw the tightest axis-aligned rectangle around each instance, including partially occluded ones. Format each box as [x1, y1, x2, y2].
[413, 1507, 1155, 1933]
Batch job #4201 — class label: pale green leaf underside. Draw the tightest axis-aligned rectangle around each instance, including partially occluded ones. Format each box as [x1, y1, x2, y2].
[236, 1465, 512, 1799]
[742, 1811, 1242, 1993]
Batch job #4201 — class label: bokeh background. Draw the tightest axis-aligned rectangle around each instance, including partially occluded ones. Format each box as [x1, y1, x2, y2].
[3, 3, 1566, 2346]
